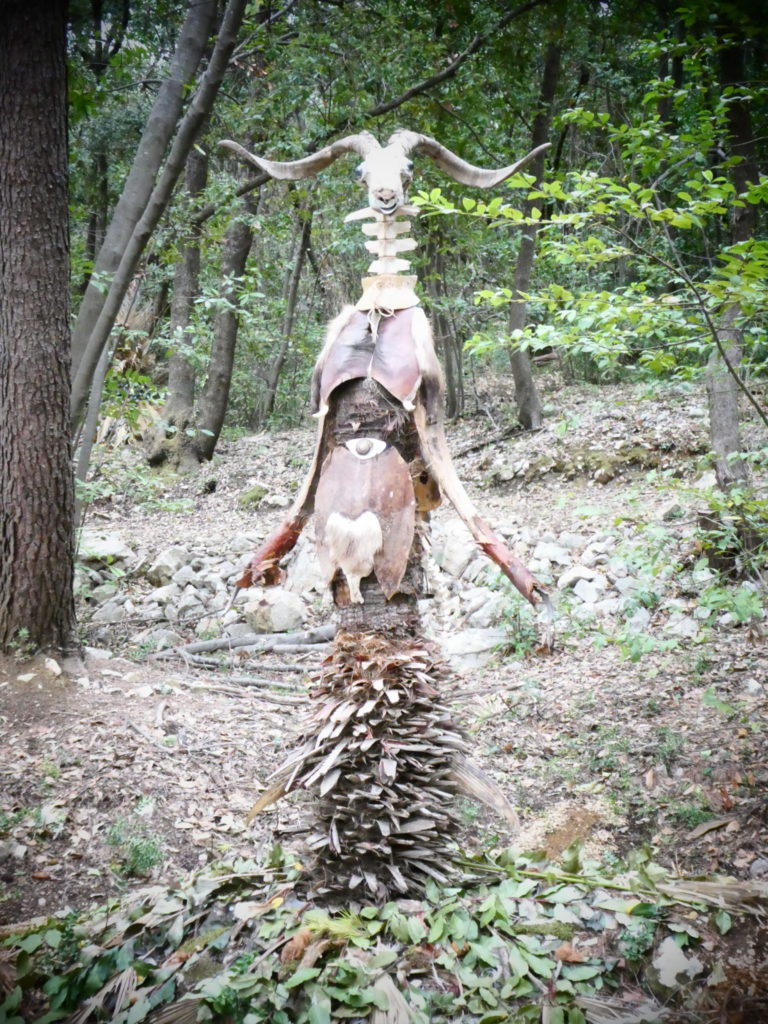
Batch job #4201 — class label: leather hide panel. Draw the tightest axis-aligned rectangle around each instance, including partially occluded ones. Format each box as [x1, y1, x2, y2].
[314, 308, 424, 413]
[314, 445, 416, 599]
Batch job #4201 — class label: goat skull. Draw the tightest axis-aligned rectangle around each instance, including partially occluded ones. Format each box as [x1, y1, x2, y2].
[220, 130, 549, 216]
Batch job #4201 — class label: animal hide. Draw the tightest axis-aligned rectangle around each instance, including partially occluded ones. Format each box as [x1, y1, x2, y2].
[314, 444, 415, 602]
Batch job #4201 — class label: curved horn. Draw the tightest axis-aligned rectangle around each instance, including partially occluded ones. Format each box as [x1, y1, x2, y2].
[219, 131, 382, 181]
[389, 130, 550, 188]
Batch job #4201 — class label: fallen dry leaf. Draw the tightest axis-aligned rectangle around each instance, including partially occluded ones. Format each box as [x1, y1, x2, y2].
[280, 927, 312, 963]
[554, 942, 587, 963]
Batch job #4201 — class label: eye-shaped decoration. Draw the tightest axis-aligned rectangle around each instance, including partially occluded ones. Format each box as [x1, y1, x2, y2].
[354, 163, 365, 182]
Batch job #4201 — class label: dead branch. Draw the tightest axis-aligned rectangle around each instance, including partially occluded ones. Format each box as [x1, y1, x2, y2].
[151, 623, 336, 659]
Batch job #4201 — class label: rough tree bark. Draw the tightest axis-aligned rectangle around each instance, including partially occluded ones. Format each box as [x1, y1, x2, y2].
[0, 0, 76, 652]
[507, 38, 561, 428]
[147, 147, 209, 471]
[194, 215, 255, 460]
[425, 229, 464, 418]
[70, 0, 249, 433]
[255, 199, 315, 427]
[71, 0, 216, 386]
[705, 30, 759, 493]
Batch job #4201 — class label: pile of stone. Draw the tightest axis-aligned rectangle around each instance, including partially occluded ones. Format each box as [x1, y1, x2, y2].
[76, 513, 758, 669]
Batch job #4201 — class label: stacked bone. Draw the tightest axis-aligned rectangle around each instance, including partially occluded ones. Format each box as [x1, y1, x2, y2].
[345, 204, 420, 275]
[346, 205, 422, 311]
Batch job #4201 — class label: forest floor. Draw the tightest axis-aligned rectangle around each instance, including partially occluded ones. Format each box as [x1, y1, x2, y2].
[1, 374, 766, 1018]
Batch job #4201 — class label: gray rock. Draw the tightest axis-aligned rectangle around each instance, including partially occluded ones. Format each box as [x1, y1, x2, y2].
[177, 585, 206, 618]
[84, 646, 113, 660]
[573, 578, 600, 604]
[461, 587, 505, 628]
[79, 530, 136, 565]
[91, 597, 129, 623]
[626, 606, 651, 632]
[432, 522, 475, 578]
[230, 533, 262, 555]
[284, 534, 326, 595]
[225, 621, 258, 638]
[664, 614, 699, 639]
[262, 493, 291, 508]
[693, 471, 717, 490]
[217, 560, 238, 582]
[147, 583, 181, 606]
[141, 629, 181, 651]
[441, 627, 507, 671]
[614, 576, 641, 596]
[592, 597, 622, 617]
[661, 499, 685, 521]
[749, 857, 768, 877]
[171, 565, 202, 588]
[243, 588, 306, 633]
[147, 546, 191, 586]
[90, 582, 119, 603]
[559, 531, 589, 551]
[533, 541, 572, 566]
[557, 565, 597, 590]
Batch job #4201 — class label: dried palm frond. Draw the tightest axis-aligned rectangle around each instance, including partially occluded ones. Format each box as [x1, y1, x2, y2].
[449, 755, 520, 828]
[146, 1000, 200, 1024]
[574, 994, 668, 1023]
[66, 967, 138, 1024]
[656, 877, 768, 913]
[251, 630, 513, 900]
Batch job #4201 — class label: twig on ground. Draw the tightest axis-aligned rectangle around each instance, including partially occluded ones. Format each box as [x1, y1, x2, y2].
[151, 623, 336, 659]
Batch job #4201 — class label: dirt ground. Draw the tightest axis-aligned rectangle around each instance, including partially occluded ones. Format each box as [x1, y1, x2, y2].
[1, 378, 766, 932]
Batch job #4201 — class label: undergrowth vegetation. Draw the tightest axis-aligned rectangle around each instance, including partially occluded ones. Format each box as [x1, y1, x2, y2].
[2, 842, 765, 1024]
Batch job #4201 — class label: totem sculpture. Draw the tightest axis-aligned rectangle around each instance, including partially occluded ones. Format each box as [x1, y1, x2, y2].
[222, 130, 549, 899]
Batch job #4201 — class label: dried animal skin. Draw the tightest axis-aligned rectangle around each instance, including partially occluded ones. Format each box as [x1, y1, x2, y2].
[324, 510, 383, 603]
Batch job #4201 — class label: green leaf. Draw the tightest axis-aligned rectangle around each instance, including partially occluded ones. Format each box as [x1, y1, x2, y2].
[714, 909, 732, 935]
[406, 916, 427, 943]
[308, 1006, 331, 1024]
[17, 933, 43, 953]
[44, 929, 62, 948]
[562, 964, 602, 981]
[285, 967, 321, 990]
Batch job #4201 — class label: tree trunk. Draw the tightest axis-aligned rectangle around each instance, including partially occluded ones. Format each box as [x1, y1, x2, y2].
[425, 230, 463, 418]
[705, 306, 749, 489]
[194, 216, 254, 460]
[705, 33, 759, 494]
[147, 147, 209, 471]
[507, 39, 561, 429]
[69, 0, 248, 433]
[71, 0, 216, 383]
[256, 202, 314, 426]
[0, 0, 76, 652]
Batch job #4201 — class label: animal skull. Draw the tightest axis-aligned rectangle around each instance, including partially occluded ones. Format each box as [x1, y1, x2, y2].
[220, 130, 549, 217]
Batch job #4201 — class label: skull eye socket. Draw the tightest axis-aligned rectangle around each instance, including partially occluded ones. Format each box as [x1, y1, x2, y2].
[354, 163, 365, 182]
[403, 160, 414, 180]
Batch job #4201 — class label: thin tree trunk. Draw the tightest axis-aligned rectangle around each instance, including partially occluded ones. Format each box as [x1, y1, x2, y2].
[195, 216, 254, 460]
[706, 306, 749, 489]
[70, 0, 248, 433]
[71, 0, 216, 383]
[425, 231, 463, 418]
[0, 0, 75, 652]
[257, 203, 314, 425]
[147, 147, 209, 470]
[705, 34, 759, 494]
[507, 39, 561, 428]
